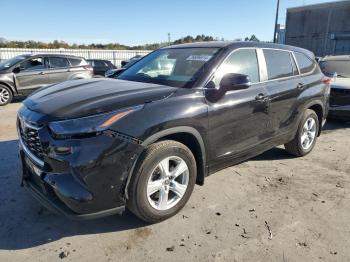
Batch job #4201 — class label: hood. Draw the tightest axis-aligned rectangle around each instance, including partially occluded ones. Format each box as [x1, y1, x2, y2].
[331, 78, 350, 90]
[24, 78, 177, 119]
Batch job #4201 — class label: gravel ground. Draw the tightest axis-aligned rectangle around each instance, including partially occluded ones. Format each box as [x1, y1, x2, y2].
[0, 102, 349, 262]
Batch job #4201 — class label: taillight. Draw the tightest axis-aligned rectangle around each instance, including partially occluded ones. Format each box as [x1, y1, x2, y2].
[322, 78, 331, 85]
[84, 66, 93, 71]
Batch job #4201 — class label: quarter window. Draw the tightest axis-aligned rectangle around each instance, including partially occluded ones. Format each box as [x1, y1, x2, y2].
[49, 57, 69, 68]
[294, 52, 315, 74]
[263, 49, 294, 80]
[214, 49, 260, 86]
[68, 58, 87, 67]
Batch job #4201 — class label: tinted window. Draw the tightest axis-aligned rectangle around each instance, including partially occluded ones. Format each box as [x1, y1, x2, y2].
[94, 60, 108, 67]
[319, 60, 350, 78]
[20, 57, 46, 71]
[294, 52, 315, 74]
[68, 58, 87, 67]
[49, 57, 69, 68]
[214, 49, 260, 85]
[263, 49, 293, 80]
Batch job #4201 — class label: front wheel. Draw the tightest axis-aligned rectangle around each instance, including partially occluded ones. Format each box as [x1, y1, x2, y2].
[284, 109, 319, 156]
[0, 85, 13, 106]
[127, 140, 197, 223]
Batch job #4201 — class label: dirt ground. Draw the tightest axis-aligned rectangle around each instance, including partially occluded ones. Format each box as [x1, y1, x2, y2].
[0, 101, 349, 262]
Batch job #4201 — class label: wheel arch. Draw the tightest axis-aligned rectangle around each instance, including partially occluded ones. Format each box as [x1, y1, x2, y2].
[305, 101, 325, 136]
[142, 126, 207, 186]
[0, 81, 16, 95]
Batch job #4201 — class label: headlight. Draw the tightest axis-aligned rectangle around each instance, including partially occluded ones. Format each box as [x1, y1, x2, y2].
[49, 105, 143, 137]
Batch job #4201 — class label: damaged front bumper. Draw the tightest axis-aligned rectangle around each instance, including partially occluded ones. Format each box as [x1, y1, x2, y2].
[18, 110, 144, 220]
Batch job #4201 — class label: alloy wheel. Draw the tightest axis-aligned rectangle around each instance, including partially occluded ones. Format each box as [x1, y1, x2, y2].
[0, 87, 10, 105]
[300, 117, 317, 150]
[146, 156, 189, 211]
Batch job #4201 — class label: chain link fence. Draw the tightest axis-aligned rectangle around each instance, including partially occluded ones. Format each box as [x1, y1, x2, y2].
[0, 48, 151, 67]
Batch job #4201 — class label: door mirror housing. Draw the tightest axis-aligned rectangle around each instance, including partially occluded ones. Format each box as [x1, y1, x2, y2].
[13, 67, 21, 74]
[220, 73, 251, 91]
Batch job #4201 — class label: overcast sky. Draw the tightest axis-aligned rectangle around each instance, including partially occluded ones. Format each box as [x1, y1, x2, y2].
[1, 0, 337, 45]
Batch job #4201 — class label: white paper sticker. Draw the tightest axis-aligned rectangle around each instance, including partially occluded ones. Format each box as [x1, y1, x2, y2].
[186, 55, 212, 62]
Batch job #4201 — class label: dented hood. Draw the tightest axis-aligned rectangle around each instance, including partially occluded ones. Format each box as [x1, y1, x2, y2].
[23, 78, 177, 119]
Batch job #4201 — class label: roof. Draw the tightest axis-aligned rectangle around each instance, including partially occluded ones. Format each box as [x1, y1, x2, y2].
[287, 0, 349, 12]
[27, 53, 84, 59]
[165, 41, 314, 57]
[86, 59, 110, 61]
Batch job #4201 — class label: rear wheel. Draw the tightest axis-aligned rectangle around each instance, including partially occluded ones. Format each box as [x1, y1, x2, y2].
[0, 85, 12, 106]
[284, 109, 319, 156]
[127, 140, 197, 223]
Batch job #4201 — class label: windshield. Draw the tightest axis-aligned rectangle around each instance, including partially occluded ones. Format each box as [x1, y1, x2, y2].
[118, 48, 219, 87]
[319, 60, 350, 78]
[0, 56, 27, 70]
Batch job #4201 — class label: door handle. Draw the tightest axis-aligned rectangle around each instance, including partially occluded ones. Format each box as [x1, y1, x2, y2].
[255, 93, 268, 101]
[297, 83, 305, 89]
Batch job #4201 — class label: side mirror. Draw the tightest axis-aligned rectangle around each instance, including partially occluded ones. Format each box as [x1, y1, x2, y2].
[13, 67, 20, 74]
[220, 73, 251, 91]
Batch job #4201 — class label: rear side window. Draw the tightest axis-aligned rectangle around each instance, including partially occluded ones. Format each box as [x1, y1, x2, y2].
[294, 52, 315, 74]
[263, 49, 294, 80]
[214, 49, 260, 85]
[49, 57, 69, 68]
[94, 60, 108, 67]
[68, 58, 88, 67]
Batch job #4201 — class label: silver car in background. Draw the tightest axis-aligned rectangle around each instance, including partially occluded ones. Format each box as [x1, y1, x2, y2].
[0, 54, 93, 105]
[319, 55, 350, 120]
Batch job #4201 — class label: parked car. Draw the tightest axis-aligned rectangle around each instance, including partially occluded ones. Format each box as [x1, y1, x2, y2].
[105, 55, 143, 78]
[0, 54, 93, 105]
[319, 55, 350, 120]
[18, 42, 329, 223]
[86, 59, 116, 76]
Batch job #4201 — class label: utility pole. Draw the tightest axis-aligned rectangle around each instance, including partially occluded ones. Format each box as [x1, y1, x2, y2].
[168, 33, 171, 45]
[273, 0, 280, 43]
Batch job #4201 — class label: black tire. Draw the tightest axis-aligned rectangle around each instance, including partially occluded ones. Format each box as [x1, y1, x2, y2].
[284, 109, 319, 157]
[127, 140, 197, 223]
[0, 85, 13, 106]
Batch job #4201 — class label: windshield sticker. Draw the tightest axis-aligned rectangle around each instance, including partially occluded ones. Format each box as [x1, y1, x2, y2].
[186, 55, 212, 62]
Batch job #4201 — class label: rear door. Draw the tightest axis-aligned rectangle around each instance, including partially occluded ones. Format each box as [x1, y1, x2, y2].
[46, 56, 71, 84]
[261, 49, 301, 137]
[15, 56, 49, 94]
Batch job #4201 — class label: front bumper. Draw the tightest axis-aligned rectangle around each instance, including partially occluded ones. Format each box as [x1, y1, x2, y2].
[18, 108, 144, 219]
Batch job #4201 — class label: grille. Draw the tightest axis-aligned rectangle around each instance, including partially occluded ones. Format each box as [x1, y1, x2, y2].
[18, 118, 44, 160]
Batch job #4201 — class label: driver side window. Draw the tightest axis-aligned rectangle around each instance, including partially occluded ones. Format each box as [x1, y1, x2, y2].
[213, 49, 260, 87]
[20, 57, 45, 71]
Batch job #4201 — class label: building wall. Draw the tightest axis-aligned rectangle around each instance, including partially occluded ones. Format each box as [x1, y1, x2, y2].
[285, 1, 350, 57]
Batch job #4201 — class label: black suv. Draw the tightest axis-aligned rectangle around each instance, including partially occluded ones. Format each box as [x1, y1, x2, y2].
[86, 59, 116, 76]
[0, 54, 93, 105]
[18, 42, 329, 223]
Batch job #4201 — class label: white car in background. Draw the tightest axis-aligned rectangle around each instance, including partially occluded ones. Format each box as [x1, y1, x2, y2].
[319, 55, 350, 121]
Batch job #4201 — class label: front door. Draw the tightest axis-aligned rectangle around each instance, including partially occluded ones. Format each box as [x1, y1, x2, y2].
[15, 57, 49, 94]
[206, 48, 271, 170]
